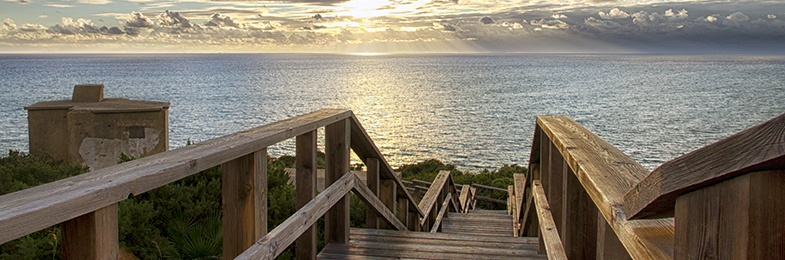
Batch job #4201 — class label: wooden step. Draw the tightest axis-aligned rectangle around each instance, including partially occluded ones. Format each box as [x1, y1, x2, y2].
[318, 228, 545, 260]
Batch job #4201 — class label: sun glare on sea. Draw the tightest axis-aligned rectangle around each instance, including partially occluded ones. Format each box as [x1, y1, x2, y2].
[347, 52, 391, 56]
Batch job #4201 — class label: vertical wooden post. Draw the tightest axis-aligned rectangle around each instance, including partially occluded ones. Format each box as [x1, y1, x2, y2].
[379, 179, 396, 229]
[562, 166, 598, 260]
[222, 149, 267, 260]
[62, 204, 118, 260]
[365, 158, 380, 229]
[296, 132, 317, 260]
[408, 210, 420, 231]
[674, 170, 784, 260]
[537, 131, 550, 254]
[548, 142, 565, 240]
[596, 211, 632, 260]
[325, 119, 351, 244]
[397, 197, 409, 229]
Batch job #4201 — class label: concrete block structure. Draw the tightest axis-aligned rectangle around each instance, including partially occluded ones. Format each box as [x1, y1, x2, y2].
[25, 84, 169, 170]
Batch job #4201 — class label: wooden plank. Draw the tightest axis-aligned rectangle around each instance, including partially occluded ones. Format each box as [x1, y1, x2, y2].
[562, 166, 597, 260]
[350, 228, 539, 244]
[407, 211, 419, 231]
[222, 150, 267, 260]
[0, 109, 352, 245]
[532, 180, 568, 259]
[470, 187, 477, 209]
[320, 243, 544, 260]
[236, 172, 356, 260]
[348, 115, 423, 217]
[625, 113, 785, 219]
[514, 173, 526, 232]
[472, 183, 509, 193]
[596, 211, 632, 260]
[365, 158, 380, 229]
[458, 185, 470, 213]
[508, 185, 514, 215]
[474, 195, 507, 205]
[418, 171, 450, 220]
[674, 170, 784, 259]
[350, 175, 407, 231]
[61, 204, 118, 260]
[295, 132, 317, 260]
[430, 193, 452, 233]
[325, 119, 351, 244]
[342, 239, 541, 257]
[396, 197, 408, 228]
[548, 142, 565, 239]
[349, 233, 537, 250]
[536, 116, 674, 260]
[379, 179, 396, 230]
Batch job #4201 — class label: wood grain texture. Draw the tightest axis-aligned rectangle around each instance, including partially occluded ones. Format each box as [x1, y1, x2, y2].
[364, 158, 380, 229]
[325, 119, 351, 244]
[430, 193, 452, 233]
[379, 179, 396, 230]
[514, 173, 526, 236]
[350, 175, 407, 231]
[625, 112, 785, 220]
[295, 132, 317, 260]
[418, 170, 451, 226]
[532, 180, 568, 260]
[536, 115, 674, 260]
[61, 203, 118, 260]
[458, 186, 471, 213]
[596, 211, 632, 260]
[236, 172, 356, 260]
[222, 150, 267, 260]
[0, 109, 352, 244]
[674, 170, 784, 260]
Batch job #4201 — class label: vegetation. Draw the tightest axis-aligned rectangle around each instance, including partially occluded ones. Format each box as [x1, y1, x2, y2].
[0, 149, 523, 259]
[0, 150, 89, 260]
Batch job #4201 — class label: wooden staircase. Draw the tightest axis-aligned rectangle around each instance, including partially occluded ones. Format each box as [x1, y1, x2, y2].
[318, 209, 545, 259]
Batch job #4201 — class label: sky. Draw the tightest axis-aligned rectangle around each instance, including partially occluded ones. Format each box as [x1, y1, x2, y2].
[0, 0, 784, 53]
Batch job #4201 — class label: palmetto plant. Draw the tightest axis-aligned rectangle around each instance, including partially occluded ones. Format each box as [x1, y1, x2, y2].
[163, 211, 222, 260]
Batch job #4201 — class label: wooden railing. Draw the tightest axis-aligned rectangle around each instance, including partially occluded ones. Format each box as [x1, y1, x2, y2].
[417, 170, 461, 232]
[0, 109, 423, 260]
[404, 178, 506, 206]
[516, 113, 785, 259]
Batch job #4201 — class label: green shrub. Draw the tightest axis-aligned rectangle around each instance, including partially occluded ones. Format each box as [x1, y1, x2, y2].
[0, 150, 89, 260]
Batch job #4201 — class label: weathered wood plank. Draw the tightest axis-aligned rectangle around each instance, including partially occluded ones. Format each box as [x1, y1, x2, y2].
[343, 239, 542, 257]
[325, 119, 351, 244]
[349, 233, 536, 250]
[379, 179, 396, 230]
[61, 204, 118, 260]
[562, 166, 597, 260]
[320, 244, 544, 260]
[625, 113, 785, 219]
[0, 109, 352, 245]
[418, 171, 450, 218]
[350, 175, 407, 231]
[596, 211, 632, 260]
[472, 183, 509, 193]
[458, 185, 470, 213]
[536, 116, 674, 260]
[514, 173, 526, 236]
[532, 180, 568, 260]
[430, 193, 452, 233]
[674, 170, 785, 260]
[222, 150, 267, 260]
[474, 195, 507, 205]
[364, 158, 380, 229]
[295, 132, 317, 260]
[236, 172, 356, 260]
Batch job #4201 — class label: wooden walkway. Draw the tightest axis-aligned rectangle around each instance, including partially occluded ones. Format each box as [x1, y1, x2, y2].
[318, 210, 545, 259]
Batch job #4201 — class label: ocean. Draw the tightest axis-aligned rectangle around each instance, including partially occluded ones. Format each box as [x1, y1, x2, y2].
[1, 53, 784, 171]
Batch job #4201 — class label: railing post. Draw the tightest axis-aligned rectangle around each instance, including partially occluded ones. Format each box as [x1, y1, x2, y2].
[397, 197, 409, 228]
[295, 131, 317, 259]
[61, 204, 118, 260]
[562, 166, 599, 259]
[674, 170, 785, 259]
[222, 149, 268, 260]
[325, 119, 351, 244]
[596, 211, 632, 260]
[365, 158, 380, 229]
[379, 179, 396, 229]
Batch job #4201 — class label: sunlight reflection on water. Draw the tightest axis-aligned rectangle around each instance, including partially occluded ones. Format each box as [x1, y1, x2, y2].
[1, 54, 784, 172]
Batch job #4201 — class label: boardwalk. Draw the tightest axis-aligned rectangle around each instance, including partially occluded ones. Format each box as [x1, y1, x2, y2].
[319, 210, 545, 259]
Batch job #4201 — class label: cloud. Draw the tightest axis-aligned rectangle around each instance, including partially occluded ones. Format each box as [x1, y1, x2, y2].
[768, 14, 777, 19]
[204, 13, 240, 28]
[157, 10, 192, 28]
[478, 16, 494, 25]
[599, 8, 629, 19]
[551, 13, 568, 19]
[125, 11, 154, 28]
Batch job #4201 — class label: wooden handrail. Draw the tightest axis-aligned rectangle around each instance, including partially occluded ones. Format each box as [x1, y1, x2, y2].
[0, 109, 352, 245]
[523, 116, 674, 260]
[430, 193, 452, 234]
[349, 115, 424, 217]
[532, 180, 567, 259]
[624, 112, 785, 219]
[236, 171, 406, 259]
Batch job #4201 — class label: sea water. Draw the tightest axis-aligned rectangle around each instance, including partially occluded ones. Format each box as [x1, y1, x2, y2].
[1, 54, 783, 171]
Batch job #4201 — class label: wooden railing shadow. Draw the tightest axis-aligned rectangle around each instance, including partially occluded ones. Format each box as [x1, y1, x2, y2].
[512, 113, 785, 260]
